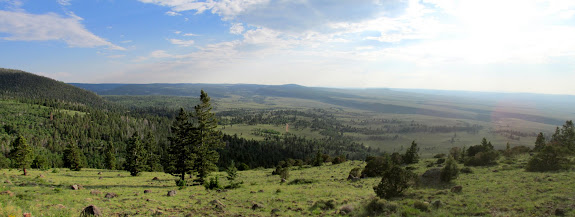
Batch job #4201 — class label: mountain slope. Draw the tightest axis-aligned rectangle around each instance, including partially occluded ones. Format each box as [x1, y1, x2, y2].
[0, 68, 107, 108]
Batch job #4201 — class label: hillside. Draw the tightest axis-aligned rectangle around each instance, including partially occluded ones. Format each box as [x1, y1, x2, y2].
[0, 68, 108, 108]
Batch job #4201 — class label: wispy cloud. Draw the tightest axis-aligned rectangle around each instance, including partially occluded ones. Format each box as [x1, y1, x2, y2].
[0, 10, 124, 50]
[168, 38, 194, 47]
[57, 0, 71, 6]
[229, 23, 244, 35]
[165, 11, 180, 16]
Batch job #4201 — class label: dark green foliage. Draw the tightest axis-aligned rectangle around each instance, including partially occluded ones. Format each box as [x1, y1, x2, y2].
[0, 154, 10, 168]
[467, 138, 494, 157]
[464, 150, 499, 166]
[175, 179, 187, 187]
[288, 178, 317, 185]
[433, 153, 446, 158]
[550, 120, 575, 152]
[460, 167, 473, 174]
[238, 163, 250, 171]
[63, 143, 84, 171]
[104, 142, 117, 170]
[373, 165, 413, 199]
[349, 167, 362, 178]
[166, 108, 194, 181]
[440, 156, 459, 182]
[436, 158, 445, 164]
[364, 198, 398, 216]
[32, 154, 49, 170]
[449, 147, 462, 162]
[526, 145, 570, 172]
[413, 201, 430, 212]
[143, 132, 162, 172]
[311, 199, 336, 210]
[534, 132, 546, 152]
[403, 141, 419, 164]
[226, 161, 238, 181]
[125, 133, 148, 176]
[362, 155, 392, 178]
[279, 167, 290, 180]
[331, 155, 346, 164]
[390, 152, 402, 165]
[9, 135, 33, 175]
[190, 90, 224, 183]
[203, 176, 222, 190]
[313, 151, 323, 166]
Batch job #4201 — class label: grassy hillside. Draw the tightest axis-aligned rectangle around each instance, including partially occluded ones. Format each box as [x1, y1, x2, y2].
[1, 155, 574, 216]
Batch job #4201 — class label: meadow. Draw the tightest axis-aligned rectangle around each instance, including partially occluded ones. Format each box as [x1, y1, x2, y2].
[2, 154, 574, 216]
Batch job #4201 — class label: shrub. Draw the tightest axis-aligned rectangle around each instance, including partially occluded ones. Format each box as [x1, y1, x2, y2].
[373, 165, 413, 199]
[312, 200, 336, 210]
[225, 181, 243, 189]
[175, 179, 187, 187]
[449, 147, 462, 162]
[238, 163, 250, 171]
[331, 155, 347, 164]
[226, 161, 238, 181]
[362, 155, 391, 177]
[390, 152, 402, 165]
[203, 177, 222, 190]
[526, 145, 570, 172]
[364, 198, 398, 216]
[279, 167, 290, 180]
[440, 156, 459, 182]
[464, 150, 499, 166]
[413, 201, 429, 212]
[436, 158, 446, 164]
[433, 153, 446, 158]
[403, 141, 420, 164]
[349, 167, 362, 178]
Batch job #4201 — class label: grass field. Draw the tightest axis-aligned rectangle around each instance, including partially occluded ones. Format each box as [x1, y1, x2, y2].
[2, 155, 574, 216]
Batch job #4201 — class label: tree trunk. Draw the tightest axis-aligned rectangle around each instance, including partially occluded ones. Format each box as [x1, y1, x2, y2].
[181, 172, 185, 181]
[23, 167, 27, 176]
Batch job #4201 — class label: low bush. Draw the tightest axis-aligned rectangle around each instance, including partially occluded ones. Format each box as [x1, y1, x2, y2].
[204, 177, 222, 190]
[364, 197, 398, 216]
[526, 145, 570, 172]
[312, 199, 336, 210]
[464, 150, 499, 166]
[440, 156, 459, 182]
[374, 165, 413, 199]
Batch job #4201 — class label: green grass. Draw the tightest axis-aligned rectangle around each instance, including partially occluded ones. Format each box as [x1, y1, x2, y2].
[2, 155, 575, 216]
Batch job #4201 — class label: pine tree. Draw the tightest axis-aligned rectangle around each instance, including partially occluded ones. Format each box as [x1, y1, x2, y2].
[166, 108, 195, 181]
[125, 132, 148, 176]
[9, 135, 33, 175]
[403, 141, 419, 164]
[190, 90, 224, 184]
[144, 132, 162, 172]
[104, 141, 116, 170]
[63, 142, 84, 171]
[533, 132, 545, 152]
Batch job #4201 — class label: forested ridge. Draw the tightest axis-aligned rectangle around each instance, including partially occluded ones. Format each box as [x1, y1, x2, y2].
[0, 69, 376, 171]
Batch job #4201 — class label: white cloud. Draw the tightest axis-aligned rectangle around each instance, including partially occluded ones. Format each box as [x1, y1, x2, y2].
[168, 38, 195, 46]
[229, 23, 244, 34]
[165, 11, 181, 16]
[183, 33, 199, 36]
[57, 0, 71, 6]
[0, 10, 124, 50]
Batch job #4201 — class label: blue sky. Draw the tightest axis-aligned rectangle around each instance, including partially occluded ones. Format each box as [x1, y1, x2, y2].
[1, 0, 575, 95]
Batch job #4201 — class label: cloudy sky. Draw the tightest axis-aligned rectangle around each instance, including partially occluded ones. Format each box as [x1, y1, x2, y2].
[1, 0, 575, 95]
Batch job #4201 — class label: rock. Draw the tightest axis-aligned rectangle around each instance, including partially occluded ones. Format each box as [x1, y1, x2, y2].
[167, 190, 177, 197]
[492, 170, 499, 172]
[144, 190, 152, 194]
[555, 208, 565, 216]
[339, 205, 354, 215]
[281, 178, 286, 183]
[70, 185, 80, 190]
[80, 205, 102, 216]
[90, 190, 102, 195]
[251, 203, 264, 210]
[250, 191, 256, 194]
[421, 168, 442, 185]
[451, 185, 463, 193]
[97, 172, 102, 175]
[210, 199, 226, 208]
[152, 177, 159, 180]
[0, 191, 14, 197]
[105, 192, 118, 198]
[432, 200, 442, 209]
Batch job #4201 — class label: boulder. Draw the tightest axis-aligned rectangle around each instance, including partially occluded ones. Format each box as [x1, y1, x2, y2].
[152, 177, 160, 180]
[451, 185, 463, 193]
[421, 168, 442, 185]
[70, 185, 80, 190]
[167, 190, 177, 197]
[144, 190, 152, 194]
[80, 205, 102, 216]
[97, 172, 102, 175]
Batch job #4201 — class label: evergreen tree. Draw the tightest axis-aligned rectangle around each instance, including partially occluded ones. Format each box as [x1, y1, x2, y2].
[144, 132, 162, 171]
[166, 108, 194, 181]
[226, 160, 238, 181]
[104, 141, 116, 170]
[534, 132, 546, 152]
[403, 141, 419, 164]
[9, 135, 33, 175]
[63, 142, 84, 171]
[312, 151, 323, 166]
[125, 132, 148, 176]
[190, 90, 224, 184]
[440, 156, 459, 182]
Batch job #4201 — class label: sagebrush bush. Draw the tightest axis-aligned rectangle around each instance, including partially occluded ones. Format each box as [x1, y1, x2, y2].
[440, 156, 459, 182]
[373, 165, 412, 199]
[364, 197, 398, 216]
[349, 167, 362, 178]
[204, 177, 222, 190]
[464, 150, 499, 166]
[526, 145, 570, 172]
[362, 156, 391, 177]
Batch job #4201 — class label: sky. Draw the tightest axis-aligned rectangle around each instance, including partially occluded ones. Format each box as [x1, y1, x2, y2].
[1, 0, 575, 95]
